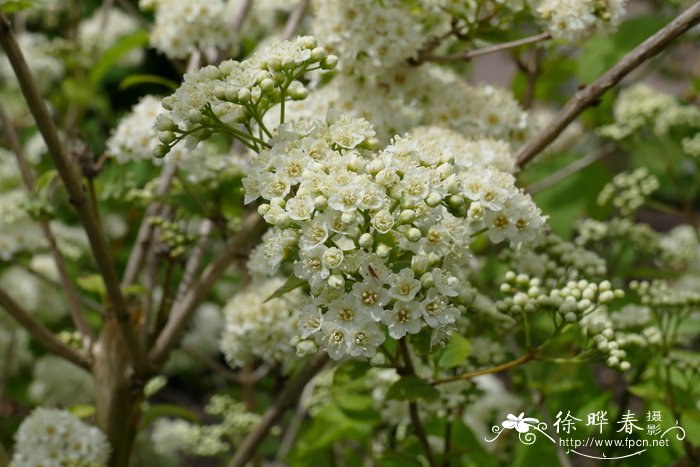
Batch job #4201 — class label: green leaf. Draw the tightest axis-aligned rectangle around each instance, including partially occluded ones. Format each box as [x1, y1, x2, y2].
[138, 404, 199, 431]
[438, 334, 471, 369]
[77, 274, 106, 297]
[123, 284, 147, 297]
[68, 404, 95, 419]
[119, 74, 178, 91]
[409, 328, 434, 356]
[264, 274, 306, 302]
[0, 0, 33, 13]
[386, 376, 440, 402]
[33, 169, 58, 192]
[333, 360, 371, 386]
[90, 31, 149, 85]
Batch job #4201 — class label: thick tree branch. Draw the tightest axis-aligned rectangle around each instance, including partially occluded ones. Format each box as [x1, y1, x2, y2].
[415, 32, 550, 64]
[516, 2, 700, 167]
[282, 0, 310, 40]
[0, 289, 90, 370]
[228, 351, 330, 467]
[0, 14, 143, 366]
[148, 213, 266, 367]
[0, 102, 94, 347]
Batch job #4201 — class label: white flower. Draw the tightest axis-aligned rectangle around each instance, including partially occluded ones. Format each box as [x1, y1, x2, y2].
[388, 269, 422, 302]
[294, 245, 330, 289]
[382, 301, 423, 338]
[352, 278, 390, 321]
[420, 291, 459, 327]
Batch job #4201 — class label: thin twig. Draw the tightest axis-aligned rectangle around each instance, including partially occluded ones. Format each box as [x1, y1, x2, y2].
[282, 0, 310, 40]
[232, 0, 254, 32]
[418, 32, 550, 64]
[398, 340, 437, 467]
[0, 331, 16, 403]
[121, 163, 177, 287]
[18, 262, 105, 315]
[0, 97, 93, 347]
[175, 219, 214, 302]
[516, 2, 700, 167]
[0, 288, 90, 370]
[227, 352, 330, 467]
[276, 376, 317, 460]
[149, 213, 266, 367]
[431, 351, 536, 385]
[0, 14, 143, 368]
[527, 143, 617, 194]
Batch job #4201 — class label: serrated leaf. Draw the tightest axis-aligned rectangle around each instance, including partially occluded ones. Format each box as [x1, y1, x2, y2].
[138, 404, 199, 431]
[438, 334, 471, 369]
[68, 404, 95, 419]
[386, 376, 440, 402]
[119, 74, 178, 91]
[264, 274, 306, 302]
[77, 274, 106, 296]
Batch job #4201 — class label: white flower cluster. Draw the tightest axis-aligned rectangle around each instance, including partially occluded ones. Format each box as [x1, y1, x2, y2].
[139, 0, 237, 59]
[535, 0, 627, 41]
[0, 189, 47, 260]
[310, 0, 427, 78]
[597, 167, 659, 216]
[77, 8, 144, 66]
[29, 355, 94, 407]
[599, 83, 700, 140]
[497, 272, 622, 323]
[276, 64, 532, 145]
[244, 113, 546, 359]
[155, 36, 336, 155]
[0, 33, 64, 91]
[0, 264, 66, 323]
[502, 234, 607, 287]
[220, 278, 300, 368]
[11, 408, 110, 467]
[107, 95, 175, 164]
[683, 132, 700, 158]
[151, 395, 260, 458]
[107, 95, 246, 185]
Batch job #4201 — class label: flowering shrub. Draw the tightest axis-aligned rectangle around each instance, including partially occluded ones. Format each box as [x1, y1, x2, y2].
[0, 1, 699, 466]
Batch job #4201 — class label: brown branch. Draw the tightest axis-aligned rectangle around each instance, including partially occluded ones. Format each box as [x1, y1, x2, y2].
[121, 163, 177, 287]
[148, 213, 266, 368]
[232, 0, 254, 32]
[282, 0, 310, 40]
[399, 339, 437, 467]
[18, 262, 105, 315]
[0, 288, 90, 370]
[0, 100, 94, 347]
[227, 351, 330, 467]
[527, 143, 617, 194]
[431, 351, 536, 385]
[417, 32, 550, 64]
[516, 2, 700, 168]
[175, 219, 213, 302]
[0, 14, 143, 367]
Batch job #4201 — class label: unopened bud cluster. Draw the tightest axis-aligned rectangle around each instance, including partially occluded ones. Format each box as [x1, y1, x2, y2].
[154, 36, 336, 157]
[597, 167, 659, 216]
